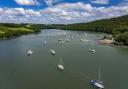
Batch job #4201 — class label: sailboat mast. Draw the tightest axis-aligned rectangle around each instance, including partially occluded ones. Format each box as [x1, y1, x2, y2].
[98, 68, 101, 81]
[60, 56, 63, 65]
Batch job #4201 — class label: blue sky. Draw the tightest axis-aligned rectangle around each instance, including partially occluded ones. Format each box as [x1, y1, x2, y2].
[0, 0, 128, 24]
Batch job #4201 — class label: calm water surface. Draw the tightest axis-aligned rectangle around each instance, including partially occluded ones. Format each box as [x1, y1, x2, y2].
[0, 29, 128, 89]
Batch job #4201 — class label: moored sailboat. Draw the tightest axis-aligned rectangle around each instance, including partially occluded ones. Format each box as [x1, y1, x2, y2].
[57, 57, 64, 70]
[27, 50, 33, 55]
[50, 49, 55, 55]
[90, 68, 104, 89]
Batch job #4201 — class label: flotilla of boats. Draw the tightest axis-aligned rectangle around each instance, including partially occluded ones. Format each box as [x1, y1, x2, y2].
[25, 33, 106, 88]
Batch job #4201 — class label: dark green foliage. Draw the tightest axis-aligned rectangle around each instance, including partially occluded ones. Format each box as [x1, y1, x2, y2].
[114, 32, 128, 46]
[50, 15, 128, 34]
[0, 23, 46, 39]
[48, 15, 128, 46]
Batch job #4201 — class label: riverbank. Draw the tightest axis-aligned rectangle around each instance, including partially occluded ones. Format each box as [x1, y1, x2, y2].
[0, 28, 37, 40]
[98, 38, 128, 48]
[0, 23, 46, 40]
[99, 39, 114, 45]
[47, 15, 128, 46]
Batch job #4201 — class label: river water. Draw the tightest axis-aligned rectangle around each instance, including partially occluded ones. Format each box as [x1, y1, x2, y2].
[0, 29, 128, 89]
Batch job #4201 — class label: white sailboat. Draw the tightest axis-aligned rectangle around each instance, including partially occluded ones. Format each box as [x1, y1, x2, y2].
[80, 38, 89, 42]
[50, 49, 55, 55]
[27, 50, 33, 55]
[58, 39, 62, 41]
[89, 49, 96, 53]
[90, 68, 104, 89]
[57, 57, 64, 70]
[65, 39, 70, 42]
[43, 40, 47, 45]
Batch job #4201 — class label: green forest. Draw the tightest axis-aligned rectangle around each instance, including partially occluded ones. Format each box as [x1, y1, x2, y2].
[0, 23, 46, 39]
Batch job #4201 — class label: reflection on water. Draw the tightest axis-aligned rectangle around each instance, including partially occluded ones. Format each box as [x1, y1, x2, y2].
[0, 29, 128, 89]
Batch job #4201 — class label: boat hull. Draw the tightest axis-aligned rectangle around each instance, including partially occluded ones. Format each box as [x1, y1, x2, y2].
[90, 80, 104, 89]
[57, 65, 64, 70]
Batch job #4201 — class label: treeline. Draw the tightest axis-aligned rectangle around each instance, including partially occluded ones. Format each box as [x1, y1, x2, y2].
[49, 15, 128, 46]
[0, 23, 47, 39]
[1, 15, 128, 46]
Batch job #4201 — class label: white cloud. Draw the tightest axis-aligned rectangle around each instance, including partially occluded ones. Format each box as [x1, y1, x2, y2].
[14, 8, 25, 14]
[0, 8, 41, 17]
[45, 0, 53, 6]
[44, 0, 62, 6]
[41, 2, 128, 23]
[41, 2, 98, 23]
[0, 2, 128, 24]
[0, 8, 3, 12]
[42, 2, 93, 17]
[91, 0, 110, 4]
[15, 0, 40, 5]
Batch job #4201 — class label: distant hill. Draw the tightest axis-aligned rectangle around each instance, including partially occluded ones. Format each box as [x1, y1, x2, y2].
[48, 15, 128, 46]
[49, 15, 128, 33]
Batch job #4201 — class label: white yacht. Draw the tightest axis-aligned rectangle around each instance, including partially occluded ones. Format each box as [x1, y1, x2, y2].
[89, 49, 96, 53]
[90, 68, 104, 89]
[57, 57, 64, 70]
[27, 50, 33, 55]
[50, 49, 55, 55]
[80, 38, 89, 42]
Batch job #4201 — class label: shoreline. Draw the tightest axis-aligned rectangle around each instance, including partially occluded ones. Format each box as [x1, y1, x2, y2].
[98, 39, 114, 45]
[0, 32, 41, 41]
[98, 39, 128, 48]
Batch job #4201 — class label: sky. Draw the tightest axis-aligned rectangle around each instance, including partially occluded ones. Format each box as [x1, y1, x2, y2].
[0, 0, 128, 24]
